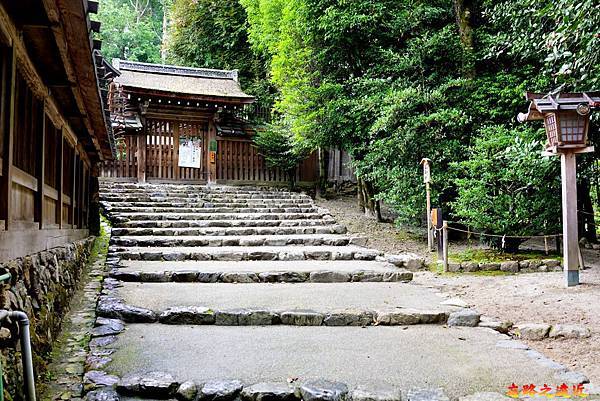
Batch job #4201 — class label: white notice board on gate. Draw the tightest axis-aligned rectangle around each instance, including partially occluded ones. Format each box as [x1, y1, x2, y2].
[178, 137, 202, 168]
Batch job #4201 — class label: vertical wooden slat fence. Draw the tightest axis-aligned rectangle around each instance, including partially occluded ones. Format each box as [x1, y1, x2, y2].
[100, 135, 137, 179]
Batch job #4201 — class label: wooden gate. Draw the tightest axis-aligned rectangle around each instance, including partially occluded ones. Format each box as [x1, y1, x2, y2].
[145, 119, 208, 182]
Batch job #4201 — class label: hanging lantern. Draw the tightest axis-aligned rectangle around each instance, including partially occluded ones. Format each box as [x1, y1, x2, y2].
[518, 92, 599, 152]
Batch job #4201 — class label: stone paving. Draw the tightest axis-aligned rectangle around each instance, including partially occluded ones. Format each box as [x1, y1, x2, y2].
[77, 182, 595, 401]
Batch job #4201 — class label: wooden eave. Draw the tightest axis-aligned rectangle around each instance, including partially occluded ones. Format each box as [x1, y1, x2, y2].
[0, 0, 112, 162]
[122, 85, 256, 105]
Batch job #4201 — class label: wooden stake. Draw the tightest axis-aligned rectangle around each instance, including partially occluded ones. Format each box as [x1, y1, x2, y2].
[442, 220, 449, 272]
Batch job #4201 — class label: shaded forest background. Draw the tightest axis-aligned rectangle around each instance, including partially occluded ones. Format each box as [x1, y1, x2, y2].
[97, 0, 600, 249]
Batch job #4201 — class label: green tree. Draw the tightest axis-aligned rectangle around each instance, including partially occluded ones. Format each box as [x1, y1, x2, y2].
[452, 126, 561, 251]
[168, 0, 273, 108]
[97, 0, 166, 63]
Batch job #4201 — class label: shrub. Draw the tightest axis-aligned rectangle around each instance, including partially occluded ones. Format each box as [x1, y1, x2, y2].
[451, 125, 561, 252]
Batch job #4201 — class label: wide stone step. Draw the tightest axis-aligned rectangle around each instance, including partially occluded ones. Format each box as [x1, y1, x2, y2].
[100, 193, 311, 201]
[110, 245, 381, 262]
[110, 234, 367, 248]
[102, 200, 313, 208]
[114, 219, 335, 229]
[102, 325, 560, 399]
[99, 185, 304, 195]
[112, 212, 330, 222]
[105, 206, 320, 214]
[110, 225, 347, 237]
[99, 282, 451, 326]
[110, 260, 411, 283]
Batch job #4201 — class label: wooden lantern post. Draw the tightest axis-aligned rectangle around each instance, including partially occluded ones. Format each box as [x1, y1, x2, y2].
[420, 158, 433, 251]
[518, 92, 600, 287]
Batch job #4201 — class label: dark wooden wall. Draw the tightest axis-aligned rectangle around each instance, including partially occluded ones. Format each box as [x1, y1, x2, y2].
[0, 24, 92, 263]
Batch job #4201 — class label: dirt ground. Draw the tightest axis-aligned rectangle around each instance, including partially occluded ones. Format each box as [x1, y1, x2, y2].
[317, 195, 600, 385]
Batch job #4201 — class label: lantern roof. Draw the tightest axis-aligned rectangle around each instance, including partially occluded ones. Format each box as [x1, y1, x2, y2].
[518, 92, 600, 122]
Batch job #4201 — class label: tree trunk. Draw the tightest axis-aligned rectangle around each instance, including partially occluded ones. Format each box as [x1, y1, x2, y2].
[453, 0, 476, 78]
[316, 147, 327, 198]
[577, 178, 597, 242]
[161, 0, 169, 62]
[357, 176, 382, 221]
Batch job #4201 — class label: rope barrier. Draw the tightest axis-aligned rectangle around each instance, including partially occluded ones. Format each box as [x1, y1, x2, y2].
[444, 225, 562, 239]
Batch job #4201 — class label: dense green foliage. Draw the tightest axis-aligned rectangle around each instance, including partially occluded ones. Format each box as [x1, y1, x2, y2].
[253, 123, 310, 186]
[98, 0, 168, 63]
[168, 0, 273, 107]
[98, 0, 599, 248]
[452, 126, 561, 250]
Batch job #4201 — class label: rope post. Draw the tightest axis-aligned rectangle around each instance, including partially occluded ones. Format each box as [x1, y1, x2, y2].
[442, 220, 449, 272]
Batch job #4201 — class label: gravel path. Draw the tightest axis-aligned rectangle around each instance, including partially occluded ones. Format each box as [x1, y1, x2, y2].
[317, 195, 600, 384]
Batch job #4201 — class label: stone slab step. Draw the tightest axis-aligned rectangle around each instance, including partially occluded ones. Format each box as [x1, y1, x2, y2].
[99, 185, 306, 195]
[110, 234, 367, 248]
[111, 282, 444, 316]
[103, 325, 560, 399]
[101, 193, 311, 201]
[105, 206, 320, 214]
[110, 246, 381, 262]
[114, 219, 335, 229]
[110, 225, 347, 237]
[102, 200, 313, 208]
[110, 259, 412, 283]
[111, 212, 330, 222]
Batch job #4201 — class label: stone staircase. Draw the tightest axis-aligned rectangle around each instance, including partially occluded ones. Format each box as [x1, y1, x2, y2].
[89, 181, 570, 401]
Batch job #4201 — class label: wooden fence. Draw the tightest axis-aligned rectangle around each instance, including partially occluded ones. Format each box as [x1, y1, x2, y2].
[101, 134, 319, 184]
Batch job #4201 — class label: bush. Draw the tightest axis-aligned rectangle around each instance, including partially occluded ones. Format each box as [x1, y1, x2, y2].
[252, 122, 310, 187]
[451, 125, 561, 252]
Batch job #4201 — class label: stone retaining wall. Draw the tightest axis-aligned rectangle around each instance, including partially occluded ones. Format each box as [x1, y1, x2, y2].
[0, 237, 95, 401]
[447, 259, 562, 273]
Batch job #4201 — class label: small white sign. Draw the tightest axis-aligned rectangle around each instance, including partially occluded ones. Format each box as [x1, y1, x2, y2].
[423, 162, 431, 183]
[178, 137, 202, 168]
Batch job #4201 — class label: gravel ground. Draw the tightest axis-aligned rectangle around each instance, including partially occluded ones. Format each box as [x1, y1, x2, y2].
[317, 195, 600, 385]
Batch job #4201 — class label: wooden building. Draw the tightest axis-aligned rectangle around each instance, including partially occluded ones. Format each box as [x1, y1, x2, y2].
[101, 60, 318, 185]
[0, 0, 114, 262]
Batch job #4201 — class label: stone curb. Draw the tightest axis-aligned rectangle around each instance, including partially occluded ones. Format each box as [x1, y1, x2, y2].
[111, 249, 382, 262]
[447, 259, 562, 274]
[110, 268, 414, 284]
[110, 235, 368, 248]
[96, 299, 453, 327]
[512, 322, 592, 341]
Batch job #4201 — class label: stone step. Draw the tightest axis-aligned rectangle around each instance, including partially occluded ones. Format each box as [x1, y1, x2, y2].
[101, 199, 313, 208]
[100, 193, 311, 201]
[110, 245, 381, 262]
[111, 212, 331, 222]
[104, 206, 320, 214]
[102, 325, 561, 399]
[110, 260, 411, 283]
[114, 219, 335, 229]
[110, 225, 347, 237]
[99, 282, 452, 326]
[110, 234, 367, 248]
[99, 185, 304, 195]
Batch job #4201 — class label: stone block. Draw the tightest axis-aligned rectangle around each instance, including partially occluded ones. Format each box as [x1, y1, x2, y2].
[500, 261, 519, 273]
[461, 262, 479, 272]
[309, 271, 350, 283]
[241, 383, 298, 401]
[323, 310, 374, 326]
[405, 388, 449, 401]
[159, 306, 216, 325]
[299, 380, 348, 401]
[514, 323, 551, 340]
[280, 310, 324, 326]
[447, 310, 480, 327]
[117, 372, 179, 398]
[200, 380, 243, 401]
[548, 324, 591, 339]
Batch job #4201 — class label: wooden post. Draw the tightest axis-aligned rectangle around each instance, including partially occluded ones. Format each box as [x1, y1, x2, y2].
[426, 181, 432, 251]
[442, 220, 449, 272]
[561, 152, 579, 286]
[35, 108, 46, 229]
[206, 121, 217, 183]
[173, 123, 180, 181]
[71, 151, 77, 228]
[0, 48, 15, 231]
[57, 129, 64, 228]
[137, 133, 146, 182]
